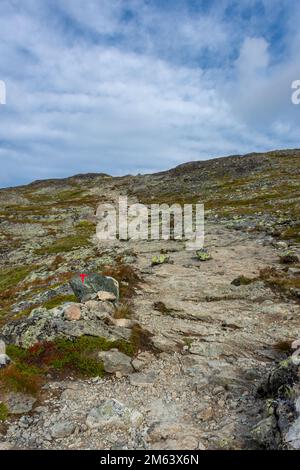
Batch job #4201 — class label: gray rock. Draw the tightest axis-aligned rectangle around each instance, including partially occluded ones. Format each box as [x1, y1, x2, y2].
[50, 421, 76, 439]
[132, 351, 153, 371]
[86, 399, 143, 429]
[6, 393, 36, 415]
[129, 371, 157, 386]
[0, 339, 5, 354]
[70, 273, 119, 302]
[99, 350, 133, 376]
[285, 418, 300, 449]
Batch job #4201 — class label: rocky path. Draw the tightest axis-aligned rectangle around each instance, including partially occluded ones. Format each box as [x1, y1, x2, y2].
[1, 219, 300, 450]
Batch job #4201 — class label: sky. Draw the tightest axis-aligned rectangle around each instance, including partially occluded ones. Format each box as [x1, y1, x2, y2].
[0, 0, 300, 188]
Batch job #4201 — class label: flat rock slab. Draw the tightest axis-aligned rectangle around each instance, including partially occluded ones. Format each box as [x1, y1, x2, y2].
[6, 392, 36, 414]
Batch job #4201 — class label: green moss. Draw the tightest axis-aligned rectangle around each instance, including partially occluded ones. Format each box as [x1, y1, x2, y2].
[0, 403, 8, 421]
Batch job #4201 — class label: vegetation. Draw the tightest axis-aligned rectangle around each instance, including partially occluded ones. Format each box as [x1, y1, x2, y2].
[102, 264, 140, 299]
[1, 335, 138, 395]
[0, 402, 8, 422]
[35, 220, 95, 255]
[42, 294, 77, 310]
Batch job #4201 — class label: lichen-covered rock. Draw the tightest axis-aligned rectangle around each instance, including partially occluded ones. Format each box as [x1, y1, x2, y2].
[0, 354, 10, 368]
[0, 339, 5, 355]
[86, 399, 143, 429]
[257, 358, 299, 398]
[70, 273, 119, 302]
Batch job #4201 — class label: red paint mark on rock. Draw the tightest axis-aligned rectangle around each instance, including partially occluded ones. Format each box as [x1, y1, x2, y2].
[80, 274, 88, 284]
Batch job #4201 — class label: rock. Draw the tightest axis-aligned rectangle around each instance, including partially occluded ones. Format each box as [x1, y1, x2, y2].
[50, 421, 76, 439]
[196, 248, 212, 261]
[86, 399, 143, 429]
[99, 350, 133, 376]
[64, 304, 81, 321]
[231, 275, 252, 286]
[285, 418, 300, 449]
[97, 291, 117, 302]
[0, 442, 15, 450]
[147, 422, 201, 450]
[291, 339, 300, 351]
[279, 251, 299, 264]
[0, 339, 5, 354]
[70, 273, 119, 302]
[129, 372, 156, 386]
[113, 318, 136, 328]
[273, 241, 288, 249]
[0, 354, 10, 368]
[132, 351, 153, 371]
[6, 393, 36, 415]
[251, 416, 281, 449]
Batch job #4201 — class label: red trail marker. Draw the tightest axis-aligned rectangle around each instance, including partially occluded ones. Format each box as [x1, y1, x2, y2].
[79, 274, 88, 284]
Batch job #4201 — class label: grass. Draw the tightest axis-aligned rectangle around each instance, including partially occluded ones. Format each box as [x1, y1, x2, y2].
[258, 267, 300, 297]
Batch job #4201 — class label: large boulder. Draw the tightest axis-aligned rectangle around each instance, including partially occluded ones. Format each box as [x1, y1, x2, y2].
[70, 273, 119, 302]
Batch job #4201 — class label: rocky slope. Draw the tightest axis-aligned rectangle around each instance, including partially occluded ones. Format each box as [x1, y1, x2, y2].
[0, 149, 300, 450]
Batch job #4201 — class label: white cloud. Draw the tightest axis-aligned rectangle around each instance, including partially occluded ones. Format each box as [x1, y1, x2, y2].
[0, 0, 299, 187]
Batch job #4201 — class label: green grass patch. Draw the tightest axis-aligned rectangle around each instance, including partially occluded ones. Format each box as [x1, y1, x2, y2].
[2, 335, 138, 395]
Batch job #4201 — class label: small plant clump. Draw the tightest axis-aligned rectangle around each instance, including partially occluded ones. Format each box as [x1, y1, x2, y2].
[0, 335, 137, 395]
[0, 402, 8, 422]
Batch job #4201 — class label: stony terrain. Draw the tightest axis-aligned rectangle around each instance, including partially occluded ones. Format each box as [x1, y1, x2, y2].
[0, 149, 300, 450]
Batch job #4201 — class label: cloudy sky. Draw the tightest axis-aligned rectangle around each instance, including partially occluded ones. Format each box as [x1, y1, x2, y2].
[0, 0, 299, 187]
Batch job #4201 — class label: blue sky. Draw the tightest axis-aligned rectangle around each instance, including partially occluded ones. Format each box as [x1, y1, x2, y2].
[0, 0, 299, 187]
